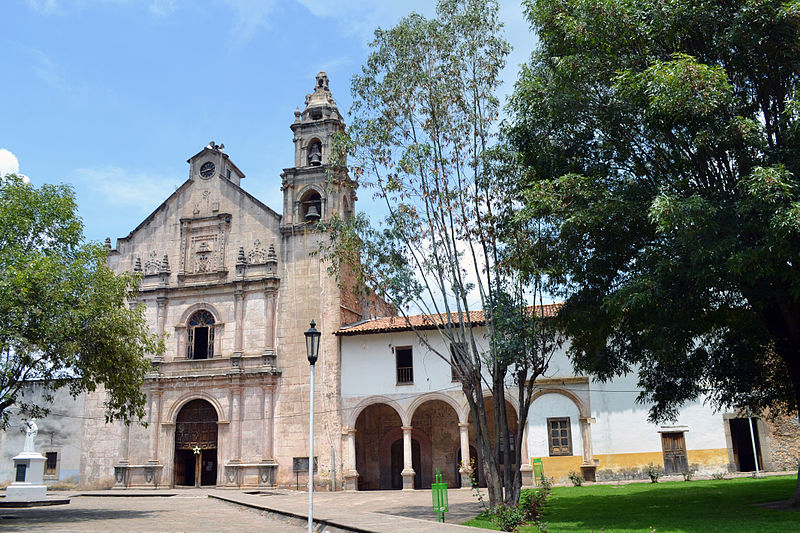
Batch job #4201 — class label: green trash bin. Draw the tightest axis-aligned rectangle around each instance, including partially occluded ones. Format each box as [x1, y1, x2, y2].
[432, 468, 449, 523]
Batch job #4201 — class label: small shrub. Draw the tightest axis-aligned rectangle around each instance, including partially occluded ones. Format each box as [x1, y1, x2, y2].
[568, 471, 584, 486]
[646, 463, 662, 483]
[711, 471, 727, 480]
[519, 477, 552, 522]
[491, 503, 526, 532]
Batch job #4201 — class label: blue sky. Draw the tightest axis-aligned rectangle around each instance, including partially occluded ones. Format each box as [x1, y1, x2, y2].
[1, 0, 538, 244]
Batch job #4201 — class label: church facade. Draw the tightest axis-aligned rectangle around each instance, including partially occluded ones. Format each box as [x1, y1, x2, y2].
[77, 72, 380, 490]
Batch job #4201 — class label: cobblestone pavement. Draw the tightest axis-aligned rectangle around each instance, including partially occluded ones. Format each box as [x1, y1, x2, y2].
[0, 493, 308, 533]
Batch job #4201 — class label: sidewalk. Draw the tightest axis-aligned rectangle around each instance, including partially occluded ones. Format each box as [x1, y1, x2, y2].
[209, 487, 484, 533]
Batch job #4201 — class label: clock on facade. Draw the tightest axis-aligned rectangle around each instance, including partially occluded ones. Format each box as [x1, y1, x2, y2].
[200, 162, 215, 179]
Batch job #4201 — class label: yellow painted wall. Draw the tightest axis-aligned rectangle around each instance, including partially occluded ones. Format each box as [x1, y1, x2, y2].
[531, 448, 728, 482]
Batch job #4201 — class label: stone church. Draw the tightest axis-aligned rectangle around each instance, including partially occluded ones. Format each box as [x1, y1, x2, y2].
[2, 73, 798, 492]
[79, 72, 384, 489]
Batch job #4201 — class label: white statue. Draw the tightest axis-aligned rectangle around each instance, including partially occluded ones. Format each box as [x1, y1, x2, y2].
[23, 419, 38, 453]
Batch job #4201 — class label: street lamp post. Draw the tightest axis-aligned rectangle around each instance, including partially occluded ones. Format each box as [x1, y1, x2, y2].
[304, 320, 321, 533]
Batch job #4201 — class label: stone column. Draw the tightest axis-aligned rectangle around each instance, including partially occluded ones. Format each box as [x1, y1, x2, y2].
[458, 422, 472, 488]
[579, 417, 597, 482]
[401, 425, 415, 490]
[261, 387, 274, 460]
[233, 288, 244, 356]
[342, 427, 359, 491]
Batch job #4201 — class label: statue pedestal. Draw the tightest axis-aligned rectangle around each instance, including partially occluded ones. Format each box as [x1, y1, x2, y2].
[5, 452, 47, 502]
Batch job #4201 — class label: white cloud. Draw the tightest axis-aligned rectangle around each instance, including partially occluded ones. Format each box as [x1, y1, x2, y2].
[149, 0, 177, 17]
[0, 149, 20, 178]
[73, 165, 178, 213]
[217, 0, 279, 48]
[25, 0, 62, 15]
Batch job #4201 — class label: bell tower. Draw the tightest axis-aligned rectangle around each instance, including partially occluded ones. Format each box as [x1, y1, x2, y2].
[281, 72, 355, 228]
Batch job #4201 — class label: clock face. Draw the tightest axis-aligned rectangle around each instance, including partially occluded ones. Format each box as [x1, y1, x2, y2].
[200, 161, 215, 179]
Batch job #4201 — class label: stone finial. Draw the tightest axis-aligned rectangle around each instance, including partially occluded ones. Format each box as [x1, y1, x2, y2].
[104, 237, 111, 250]
[267, 243, 277, 262]
[237, 246, 247, 266]
[134, 257, 142, 272]
[160, 254, 170, 273]
[294, 106, 301, 121]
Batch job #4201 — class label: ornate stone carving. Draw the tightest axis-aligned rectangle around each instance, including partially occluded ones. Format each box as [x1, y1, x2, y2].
[144, 251, 161, 275]
[248, 239, 267, 264]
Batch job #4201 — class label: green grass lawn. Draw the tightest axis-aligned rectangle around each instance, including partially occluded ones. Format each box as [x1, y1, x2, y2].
[463, 475, 799, 532]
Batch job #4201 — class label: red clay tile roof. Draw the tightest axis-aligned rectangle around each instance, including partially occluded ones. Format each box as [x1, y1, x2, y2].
[335, 303, 561, 336]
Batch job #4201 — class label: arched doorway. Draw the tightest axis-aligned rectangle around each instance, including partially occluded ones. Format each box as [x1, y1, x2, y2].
[174, 399, 218, 487]
[354, 403, 402, 490]
[410, 399, 460, 488]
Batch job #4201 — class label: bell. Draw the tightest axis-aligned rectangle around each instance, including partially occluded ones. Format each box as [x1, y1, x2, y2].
[305, 204, 321, 221]
[309, 152, 322, 166]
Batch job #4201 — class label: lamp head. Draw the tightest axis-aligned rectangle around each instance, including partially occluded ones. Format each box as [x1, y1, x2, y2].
[305, 320, 321, 365]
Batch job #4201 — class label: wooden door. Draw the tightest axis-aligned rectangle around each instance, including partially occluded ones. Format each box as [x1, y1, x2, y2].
[661, 432, 688, 474]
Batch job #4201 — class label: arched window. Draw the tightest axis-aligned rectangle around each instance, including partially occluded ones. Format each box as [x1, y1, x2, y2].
[187, 310, 215, 359]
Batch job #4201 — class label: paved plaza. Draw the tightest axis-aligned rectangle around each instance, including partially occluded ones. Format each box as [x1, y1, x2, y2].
[0, 487, 484, 532]
[0, 493, 308, 533]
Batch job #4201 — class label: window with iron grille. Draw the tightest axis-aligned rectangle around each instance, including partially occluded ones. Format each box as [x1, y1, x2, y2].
[547, 417, 572, 456]
[395, 346, 413, 384]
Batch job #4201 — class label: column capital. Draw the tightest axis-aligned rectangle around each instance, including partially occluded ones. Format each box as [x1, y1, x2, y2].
[579, 417, 596, 424]
[458, 422, 470, 430]
[342, 427, 356, 436]
[401, 425, 413, 432]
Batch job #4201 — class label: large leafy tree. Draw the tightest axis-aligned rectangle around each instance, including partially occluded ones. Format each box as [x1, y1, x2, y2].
[508, 0, 800, 503]
[0, 174, 163, 428]
[325, 0, 558, 507]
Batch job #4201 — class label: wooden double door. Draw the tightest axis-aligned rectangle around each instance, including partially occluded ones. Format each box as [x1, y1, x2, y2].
[174, 399, 218, 487]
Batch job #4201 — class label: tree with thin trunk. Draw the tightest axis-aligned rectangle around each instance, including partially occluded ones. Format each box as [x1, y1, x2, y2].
[324, 0, 559, 508]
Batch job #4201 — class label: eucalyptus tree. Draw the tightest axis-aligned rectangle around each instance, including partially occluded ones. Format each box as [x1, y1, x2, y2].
[325, 0, 558, 507]
[0, 174, 163, 428]
[508, 0, 800, 504]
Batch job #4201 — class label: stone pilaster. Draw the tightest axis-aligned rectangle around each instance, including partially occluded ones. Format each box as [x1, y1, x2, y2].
[262, 386, 274, 460]
[233, 288, 244, 356]
[342, 427, 359, 490]
[579, 417, 597, 482]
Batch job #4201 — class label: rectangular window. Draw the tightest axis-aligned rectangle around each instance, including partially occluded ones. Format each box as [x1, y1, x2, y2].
[547, 417, 572, 456]
[450, 343, 465, 382]
[395, 346, 413, 384]
[45, 452, 58, 476]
